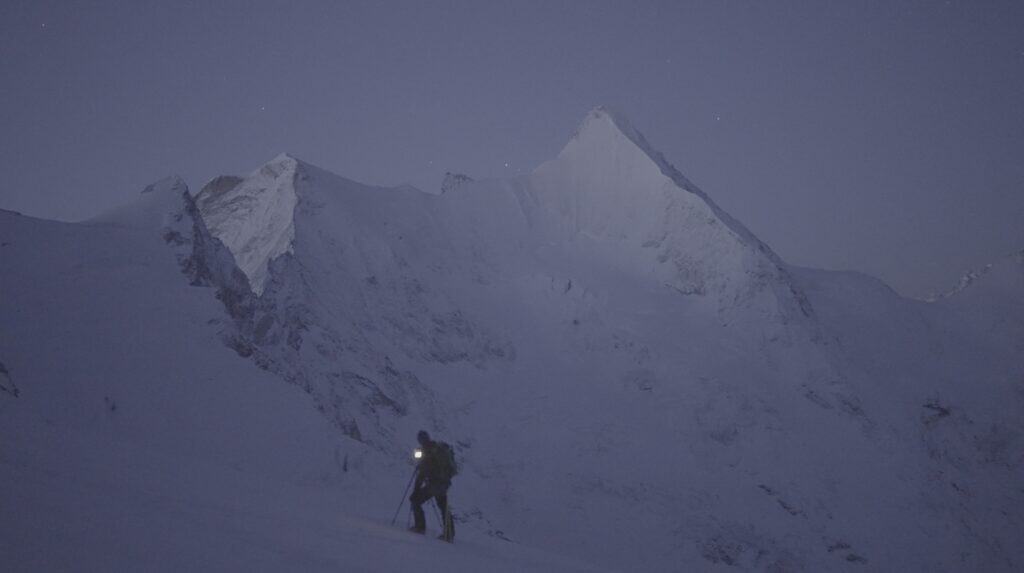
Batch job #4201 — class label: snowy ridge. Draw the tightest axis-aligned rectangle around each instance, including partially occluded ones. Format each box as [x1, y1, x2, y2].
[196, 153, 300, 295]
[929, 248, 1024, 302]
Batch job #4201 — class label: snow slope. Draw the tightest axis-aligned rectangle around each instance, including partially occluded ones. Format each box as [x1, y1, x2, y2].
[0, 187, 600, 572]
[3, 108, 1022, 571]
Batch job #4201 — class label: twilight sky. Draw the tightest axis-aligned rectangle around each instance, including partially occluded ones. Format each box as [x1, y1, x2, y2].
[1, 0, 1022, 297]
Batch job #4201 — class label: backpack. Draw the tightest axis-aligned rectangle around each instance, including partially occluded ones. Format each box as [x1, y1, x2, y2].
[434, 441, 459, 480]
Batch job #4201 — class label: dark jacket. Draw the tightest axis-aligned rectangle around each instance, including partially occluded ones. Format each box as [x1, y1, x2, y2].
[415, 441, 451, 490]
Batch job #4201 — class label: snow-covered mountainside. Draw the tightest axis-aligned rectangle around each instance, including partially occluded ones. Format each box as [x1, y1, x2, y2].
[0, 183, 587, 572]
[3, 108, 1022, 571]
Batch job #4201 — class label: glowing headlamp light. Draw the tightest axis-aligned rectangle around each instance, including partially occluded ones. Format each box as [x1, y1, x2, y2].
[414, 449, 423, 459]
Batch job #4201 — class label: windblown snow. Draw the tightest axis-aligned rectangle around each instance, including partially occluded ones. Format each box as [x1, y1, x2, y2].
[2, 108, 1022, 572]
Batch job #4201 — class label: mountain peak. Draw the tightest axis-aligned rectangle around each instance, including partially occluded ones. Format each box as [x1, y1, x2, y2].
[543, 107, 771, 253]
[566, 106, 667, 164]
[572, 106, 642, 145]
[140, 175, 188, 196]
[196, 154, 301, 295]
[562, 106, 643, 157]
[257, 153, 303, 179]
[551, 108, 689, 194]
[269, 152, 300, 166]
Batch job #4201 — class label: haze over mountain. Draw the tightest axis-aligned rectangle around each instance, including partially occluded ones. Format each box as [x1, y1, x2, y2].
[2, 109, 1021, 571]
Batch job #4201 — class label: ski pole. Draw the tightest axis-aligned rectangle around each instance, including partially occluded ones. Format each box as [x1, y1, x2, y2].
[442, 501, 454, 541]
[433, 500, 454, 541]
[391, 467, 418, 526]
[431, 499, 443, 528]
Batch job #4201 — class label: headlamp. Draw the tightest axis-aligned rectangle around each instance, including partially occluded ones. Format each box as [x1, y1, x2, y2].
[414, 448, 423, 459]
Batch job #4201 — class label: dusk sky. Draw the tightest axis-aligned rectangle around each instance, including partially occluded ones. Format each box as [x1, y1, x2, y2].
[2, 0, 1022, 297]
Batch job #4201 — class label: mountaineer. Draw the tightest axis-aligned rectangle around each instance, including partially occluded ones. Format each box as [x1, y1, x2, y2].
[409, 430, 457, 542]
